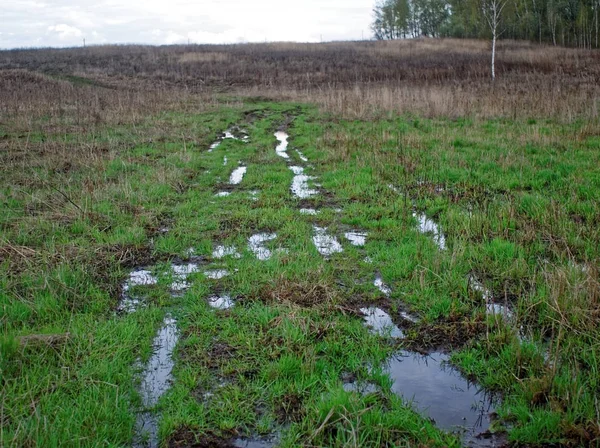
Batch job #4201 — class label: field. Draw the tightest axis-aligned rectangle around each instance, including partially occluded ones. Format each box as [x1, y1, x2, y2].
[1, 39, 599, 447]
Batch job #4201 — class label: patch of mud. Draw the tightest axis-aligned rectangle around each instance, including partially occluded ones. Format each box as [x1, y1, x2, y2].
[373, 273, 392, 297]
[312, 226, 343, 257]
[248, 233, 277, 261]
[134, 316, 179, 448]
[413, 211, 447, 250]
[295, 149, 308, 162]
[213, 245, 241, 259]
[229, 166, 247, 185]
[204, 269, 230, 280]
[299, 208, 319, 215]
[274, 131, 289, 159]
[344, 231, 367, 247]
[119, 269, 158, 313]
[290, 166, 318, 199]
[208, 294, 234, 310]
[360, 307, 404, 338]
[385, 351, 497, 442]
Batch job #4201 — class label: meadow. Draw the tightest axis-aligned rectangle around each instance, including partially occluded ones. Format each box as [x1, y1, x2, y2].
[1, 39, 599, 447]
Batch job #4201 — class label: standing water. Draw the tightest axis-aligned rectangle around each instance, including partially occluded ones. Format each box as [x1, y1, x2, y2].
[274, 131, 290, 159]
[134, 316, 179, 448]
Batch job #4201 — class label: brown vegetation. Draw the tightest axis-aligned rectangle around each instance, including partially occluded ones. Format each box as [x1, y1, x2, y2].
[1, 39, 599, 121]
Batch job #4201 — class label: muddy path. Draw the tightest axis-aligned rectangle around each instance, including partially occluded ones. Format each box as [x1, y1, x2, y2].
[117, 109, 513, 448]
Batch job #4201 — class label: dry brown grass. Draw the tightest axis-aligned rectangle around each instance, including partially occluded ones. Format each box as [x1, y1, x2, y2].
[1, 38, 599, 121]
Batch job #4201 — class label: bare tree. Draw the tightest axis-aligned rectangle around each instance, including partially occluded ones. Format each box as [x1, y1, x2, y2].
[481, 0, 510, 80]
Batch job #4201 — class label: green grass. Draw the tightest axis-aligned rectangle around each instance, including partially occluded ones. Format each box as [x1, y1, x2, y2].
[2, 96, 599, 447]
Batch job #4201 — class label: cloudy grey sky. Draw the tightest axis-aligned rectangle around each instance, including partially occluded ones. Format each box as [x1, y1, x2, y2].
[1, 0, 374, 49]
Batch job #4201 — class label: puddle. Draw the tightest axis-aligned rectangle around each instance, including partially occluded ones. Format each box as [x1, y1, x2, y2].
[119, 269, 158, 313]
[233, 438, 276, 448]
[344, 231, 367, 246]
[374, 274, 392, 296]
[274, 131, 289, 159]
[385, 351, 496, 440]
[295, 149, 308, 162]
[171, 263, 200, 292]
[248, 233, 277, 261]
[468, 275, 514, 321]
[215, 192, 231, 197]
[207, 294, 234, 310]
[289, 166, 318, 199]
[343, 381, 378, 395]
[204, 269, 230, 280]
[413, 212, 446, 250]
[208, 128, 249, 152]
[229, 166, 247, 185]
[212, 245, 241, 259]
[134, 315, 179, 448]
[360, 307, 404, 338]
[312, 226, 343, 256]
[300, 208, 319, 215]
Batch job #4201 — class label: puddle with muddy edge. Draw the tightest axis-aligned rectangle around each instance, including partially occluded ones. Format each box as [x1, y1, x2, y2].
[312, 226, 343, 257]
[229, 166, 247, 185]
[413, 211, 447, 250]
[387, 351, 496, 440]
[289, 166, 318, 199]
[274, 131, 289, 159]
[134, 315, 179, 448]
[344, 231, 367, 246]
[360, 307, 404, 338]
[248, 233, 277, 261]
[208, 294, 234, 310]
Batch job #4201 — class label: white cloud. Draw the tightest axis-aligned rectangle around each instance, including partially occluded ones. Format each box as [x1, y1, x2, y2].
[47, 24, 83, 40]
[1, 0, 374, 49]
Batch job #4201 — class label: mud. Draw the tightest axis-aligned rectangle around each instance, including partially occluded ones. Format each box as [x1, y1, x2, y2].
[360, 307, 404, 338]
[289, 166, 318, 199]
[134, 316, 179, 448]
[274, 131, 289, 159]
[312, 226, 343, 257]
[248, 233, 277, 261]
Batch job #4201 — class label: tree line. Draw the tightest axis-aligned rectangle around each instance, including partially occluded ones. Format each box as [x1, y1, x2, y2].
[371, 0, 600, 48]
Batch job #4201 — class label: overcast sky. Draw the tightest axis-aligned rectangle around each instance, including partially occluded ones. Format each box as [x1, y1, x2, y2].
[1, 0, 374, 49]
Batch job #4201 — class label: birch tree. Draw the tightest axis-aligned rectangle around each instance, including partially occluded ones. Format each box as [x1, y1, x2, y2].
[481, 0, 509, 80]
